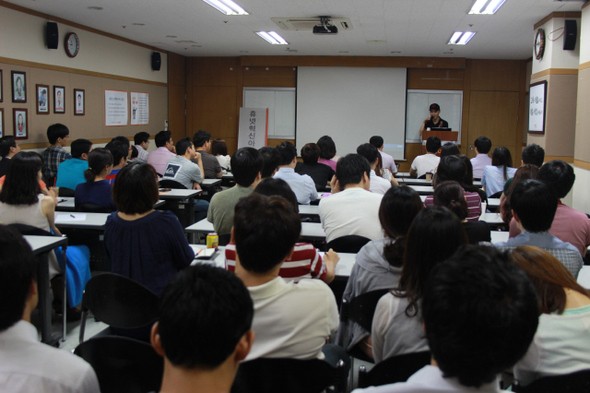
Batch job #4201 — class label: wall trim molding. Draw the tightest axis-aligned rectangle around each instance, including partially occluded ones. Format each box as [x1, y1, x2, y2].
[574, 159, 590, 170]
[534, 12, 582, 30]
[530, 68, 578, 80]
[239, 56, 466, 69]
[580, 61, 590, 71]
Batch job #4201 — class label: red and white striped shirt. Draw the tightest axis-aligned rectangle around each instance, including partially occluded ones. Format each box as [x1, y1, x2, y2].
[225, 242, 327, 282]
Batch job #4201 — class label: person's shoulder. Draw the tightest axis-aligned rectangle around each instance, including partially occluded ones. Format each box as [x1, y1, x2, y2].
[292, 278, 333, 294]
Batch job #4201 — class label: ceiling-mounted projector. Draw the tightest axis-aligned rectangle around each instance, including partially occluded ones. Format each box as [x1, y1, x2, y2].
[314, 16, 338, 35]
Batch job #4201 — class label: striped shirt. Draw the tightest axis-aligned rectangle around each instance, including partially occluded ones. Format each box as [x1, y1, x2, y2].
[424, 189, 482, 222]
[225, 243, 327, 282]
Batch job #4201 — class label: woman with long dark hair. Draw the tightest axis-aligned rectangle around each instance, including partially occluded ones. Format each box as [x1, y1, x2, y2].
[75, 148, 116, 211]
[481, 146, 517, 197]
[211, 139, 231, 171]
[316, 135, 339, 171]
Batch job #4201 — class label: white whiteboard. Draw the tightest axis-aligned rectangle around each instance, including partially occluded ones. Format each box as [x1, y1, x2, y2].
[406, 90, 463, 143]
[243, 88, 296, 139]
[296, 67, 407, 160]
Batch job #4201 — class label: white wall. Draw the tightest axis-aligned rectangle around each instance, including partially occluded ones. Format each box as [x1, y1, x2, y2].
[532, 18, 581, 75]
[580, 7, 590, 64]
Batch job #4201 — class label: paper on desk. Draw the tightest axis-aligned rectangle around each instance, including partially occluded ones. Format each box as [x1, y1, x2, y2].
[55, 213, 87, 223]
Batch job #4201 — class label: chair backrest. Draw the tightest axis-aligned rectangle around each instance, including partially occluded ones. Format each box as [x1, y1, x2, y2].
[58, 187, 75, 197]
[76, 203, 114, 213]
[218, 232, 231, 246]
[8, 223, 54, 237]
[340, 289, 390, 333]
[358, 351, 432, 388]
[512, 369, 590, 393]
[159, 179, 188, 189]
[74, 336, 163, 393]
[489, 190, 503, 199]
[231, 357, 345, 393]
[326, 235, 371, 253]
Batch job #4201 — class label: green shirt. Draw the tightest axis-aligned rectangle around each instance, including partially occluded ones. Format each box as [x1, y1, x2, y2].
[207, 185, 254, 235]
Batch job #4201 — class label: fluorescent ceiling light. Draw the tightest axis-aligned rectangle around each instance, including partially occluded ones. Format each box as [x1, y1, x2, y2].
[202, 0, 248, 15]
[448, 31, 476, 45]
[469, 0, 507, 15]
[257, 31, 288, 45]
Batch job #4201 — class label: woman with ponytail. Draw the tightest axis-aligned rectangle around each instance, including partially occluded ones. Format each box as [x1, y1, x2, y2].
[75, 148, 116, 211]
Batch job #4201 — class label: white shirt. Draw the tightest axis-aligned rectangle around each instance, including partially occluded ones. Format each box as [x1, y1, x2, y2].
[246, 276, 339, 361]
[273, 167, 318, 205]
[319, 187, 383, 243]
[410, 154, 440, 179]
[380, 151, 397, 174]
[135, 144, 149, 163]
[470, 154, 491, 179]
[0, 320, 100, 393]
[370, 169, 392, 195]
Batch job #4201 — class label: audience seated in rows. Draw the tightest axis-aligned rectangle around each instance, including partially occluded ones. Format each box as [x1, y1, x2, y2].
[496, 179, 582, 278]
[42, 123, 71, 184]
[75, 148, 117, 212]
[470, 136, 492, 179]
[273, 141, 317, 205]
[319, 154, 384, 243]
[410, 136, 440, 179]
[357, 143, 392, 195]
[258, 146, 281, 180]
[134, 131, 150, 163]
[370, 135, 397, 175]
[317, 135, 339, 171]
[147, 131, 175, 176]
[193, 130, 222, 179]
[295, 143, 335, 191]
[0, 136, 21, 178]
[104, 162, 194, 296]
[500, 164, 539, 224]
[207, 147, 263, 235]
[337, 186, 423, 360]
[481, 146, 516, 197]
[212, 139, 231, 172]
[55, 138, 92, 190]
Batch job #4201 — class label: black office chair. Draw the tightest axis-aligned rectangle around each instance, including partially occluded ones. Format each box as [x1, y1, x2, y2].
[489, 191, 503, 199]
[218, 232, 232, 246]
[512, 369, 590, 393]
[159, 179, 187, 189]
[326, 235, 371, 253]
[74, 336, 163, 393]
[231, 357, 347, 393]
[358, 351, 432, 388]
[58, 187, 75, 197]
[76, 203, 114, 213]
[79, 273, 159, 343]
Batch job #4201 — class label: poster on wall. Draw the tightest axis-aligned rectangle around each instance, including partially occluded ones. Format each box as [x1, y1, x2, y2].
[529, 81, 547, 134]
[237, 108, 268, 149]
[130, 91, 149, 125]
[105, 90, 128, 126]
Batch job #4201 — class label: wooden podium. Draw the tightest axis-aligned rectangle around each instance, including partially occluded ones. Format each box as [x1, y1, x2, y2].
[422, 130, 459, 154]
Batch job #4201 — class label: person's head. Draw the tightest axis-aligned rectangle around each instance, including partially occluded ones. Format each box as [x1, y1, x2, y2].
[300, 143, 321, 165]
[155, 131, 173, 150]
[230, 147, 263, 187]
[317, 135, 336, 160]
[356, 143, 380, 167]
[0, 152, 43, 206]
[254, 178, 298, 212]
[400, 206, 468, 316]
[511, 246, 590, 315]
[369, 136, 384, 150]
[193, 130, 211, 150]
[84, 148, 113, 182]
[491, 146, 512, 168]
[521, 143, 545, 167]
[77, 94, 82, 103]
[440, 143, 460, 157]
[134, 132, 150, 148]
[335, 154, 371, 189]
[105, 140, 128, 168]
[276, 141, 297, 166]
[0, 225, 38, 332]
[152, 264, 253, 372]
[175, 137, 194, 158]
[70, 139, 92, 160]
[457, 154, 474, 186]
[433, 155, 467, 187]
[425, 136, 441, 154]
[46, 123, 70, 145]
[433, 181, 468, 221]
[233, 194, 301, 274]
[211, 139, 228, 156]
[505, 164, 539, 199]
[130, 145, 138, 160]
[258, 146, 281, 179]
[537, 160, 575, 199]
[111, 136, 131, 158]
[16, 76, 23, 90]
[473, 136, 492, 154]
[429, 103, 441, 118]
[57, 90, 62, 100]
[423, 245, 539, 388]
[42, 90, 47, 99]
[17, 114, 23, 126]
[0, 136, 20, 158]
[510, 179, 557, 232]
[112, 162, 159, 214]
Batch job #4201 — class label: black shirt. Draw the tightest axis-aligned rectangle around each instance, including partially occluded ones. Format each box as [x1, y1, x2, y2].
[0, 157, 10, 178]
[463, 221, 491, 244]
[295, 162, 335, 191]
[425, 118, 449, 129]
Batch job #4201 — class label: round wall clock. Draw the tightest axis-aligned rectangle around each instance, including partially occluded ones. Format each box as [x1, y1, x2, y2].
[534, 28, 545, 60]
[65, 32, 80, 58]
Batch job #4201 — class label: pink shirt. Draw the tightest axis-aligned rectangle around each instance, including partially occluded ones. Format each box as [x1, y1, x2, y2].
[318, 158, 337, 172]
[146, 147, 175, 175]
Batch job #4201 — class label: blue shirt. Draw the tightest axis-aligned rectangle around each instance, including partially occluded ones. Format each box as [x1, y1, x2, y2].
[55, 158, 88, 190]
[273, 167, 318, 205]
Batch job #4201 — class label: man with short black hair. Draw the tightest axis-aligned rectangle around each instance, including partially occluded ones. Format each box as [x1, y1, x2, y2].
[0, 136, 21, 177]
[55, 138, 92, 190]
[319, 154, 383, 243]
[295, 143, 335, 190]
[134, 131, 150, 162]
[0, 225, 100, 392]
[497, 179, 583, 278]
[409, 136, 441, 178]
[147, 131, 176, 175]
[42, 123, 71, 183]
[105, 140, 129, 185]
[193, 130, 222, 179]
[521, 143, 545, 167]
[470, 136, 492, 179]
[151, 264, 254, 393]
[369, 136, 397, 174]
[259, 146, 281, 179]
[354, 245, 539, 392]
[111, 136, 132, 159]
[273, 141, 317, 205]
[207, 147, 263, 234]
[357, 143, 393, 195]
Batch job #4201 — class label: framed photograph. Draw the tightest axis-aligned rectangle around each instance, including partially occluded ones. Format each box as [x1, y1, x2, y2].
[74, 89, 85, 115]
[529, 81, 547, 134]
[11, 71, 26, 103]
[36, 84, 50, 114]
[0, 70, 3, 103]
[0, 109, 4, 137]
[13, 108, 28, 140]
[54, 85, 65, 113]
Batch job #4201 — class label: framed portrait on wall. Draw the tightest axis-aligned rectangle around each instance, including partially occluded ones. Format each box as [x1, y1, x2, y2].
[54, 86, 65, 113]
[529, 81, 547, 134]
[13, 108, 28, 140]
[37, 84, 50, 114]
[74, 89, 85, 115]
[12, 71, 26, 103]
[0, 70, 3, 103]
[0, 109, 4, 137]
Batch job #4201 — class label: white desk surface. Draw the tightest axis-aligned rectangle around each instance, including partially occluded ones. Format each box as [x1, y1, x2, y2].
[57, 197, 164, 211]
[158, 189, 202, 199]
[25, 235, 67, 254]
[479, 212, 504, 225]
[202, 178, 222, 186]
[408, 185, 434, 194]
[487, 198, 500, 210]
[397, 178, 481, 187]
[54, 212, 110, 229]
[222, 172, 234, 179]
[298, 205, 320, 215]
[490, 231, 509, 244]
[185, 219, 326, 239]
[577, 266, 590, 289]
[395, 172, 411, 178]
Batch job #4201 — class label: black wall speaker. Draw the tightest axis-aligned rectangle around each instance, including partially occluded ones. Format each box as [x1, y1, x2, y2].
[46, 22, 59, 50]
[151, 52, 161, 71]
[564, 20, 577, 51]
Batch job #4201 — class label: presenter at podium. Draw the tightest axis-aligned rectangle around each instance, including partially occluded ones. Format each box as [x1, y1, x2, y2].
[419, 103, 449, 137]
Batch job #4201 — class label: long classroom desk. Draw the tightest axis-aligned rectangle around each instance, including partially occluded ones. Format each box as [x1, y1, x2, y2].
[396, 177, 482, 187]
[185, 219, 326, 241]
[57, 197, 165, 211]
[54, 212, 110, 230]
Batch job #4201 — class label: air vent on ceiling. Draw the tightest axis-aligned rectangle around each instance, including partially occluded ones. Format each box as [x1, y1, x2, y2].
[271, 17, 353, 31]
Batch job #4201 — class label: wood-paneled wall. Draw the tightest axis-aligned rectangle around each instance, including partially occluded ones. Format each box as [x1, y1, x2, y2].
[168, 52, 187, 143]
